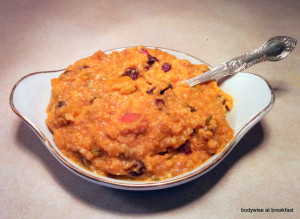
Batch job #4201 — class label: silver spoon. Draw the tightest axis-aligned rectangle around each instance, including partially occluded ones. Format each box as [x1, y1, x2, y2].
[183, 36, 297, 86]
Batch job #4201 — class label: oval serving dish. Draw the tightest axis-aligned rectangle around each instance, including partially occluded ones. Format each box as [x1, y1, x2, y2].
[9, 47, 274, 190]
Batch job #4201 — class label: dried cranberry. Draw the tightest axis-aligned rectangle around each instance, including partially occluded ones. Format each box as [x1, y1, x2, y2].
[80, 65, 89, 70]
[145, 55, 159, 69]
[90, 97, 97, 104]
[128, 161, 146, 177]
[141, 48, 150, 55]
[160, 84, 172, 95]
[177, 141, 192, 154]
[147, 55, 159, 65]
[162, 63, 171, 72]
[63, 70, 72, 74]
[155, 99, 165, 106]
[146, 87, 156, 94]
[155, 99, 165, 111]
[57, 101, 65, 108]
[189, 106, 196, 112]
[123, 68, 139, 80]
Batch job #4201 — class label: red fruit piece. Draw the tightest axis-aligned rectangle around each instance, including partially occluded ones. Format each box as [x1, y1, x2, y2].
[162, 63, 171, 72]
[140, 48, 149, 55]
[147, 55, 159, 66]
[155, 99, 165, 111]
[155, 99, 165, 106]
[123, 68, 139, 80]
[177, 141, 192, 154]
[128, 161, 146, 177]
[146, 87, 156, 94]
[120, 113, 141, 123]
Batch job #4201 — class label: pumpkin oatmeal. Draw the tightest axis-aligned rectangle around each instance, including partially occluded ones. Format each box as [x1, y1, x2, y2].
[46, 46, 234, 181]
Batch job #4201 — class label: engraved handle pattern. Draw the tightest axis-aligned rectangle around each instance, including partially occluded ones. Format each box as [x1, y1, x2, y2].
[184, 36, 297, 86]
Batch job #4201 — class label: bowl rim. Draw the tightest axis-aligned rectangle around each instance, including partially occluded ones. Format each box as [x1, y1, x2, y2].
[9, 47, 275, 190]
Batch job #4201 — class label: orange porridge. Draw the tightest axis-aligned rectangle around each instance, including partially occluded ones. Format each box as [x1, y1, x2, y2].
[46, 46, 233, 181]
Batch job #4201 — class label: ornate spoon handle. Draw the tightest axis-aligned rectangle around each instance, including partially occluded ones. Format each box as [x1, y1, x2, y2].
[184, 36, 297, 86]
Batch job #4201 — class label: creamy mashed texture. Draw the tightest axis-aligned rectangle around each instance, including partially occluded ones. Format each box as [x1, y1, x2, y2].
[46, 46, 234, 181]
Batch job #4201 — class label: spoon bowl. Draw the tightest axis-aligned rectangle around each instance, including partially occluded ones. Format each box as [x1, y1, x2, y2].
[262, 36, 297, 61]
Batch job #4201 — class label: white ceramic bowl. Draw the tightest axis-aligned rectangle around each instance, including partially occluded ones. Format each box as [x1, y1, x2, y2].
[9, 47, 274, 190]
